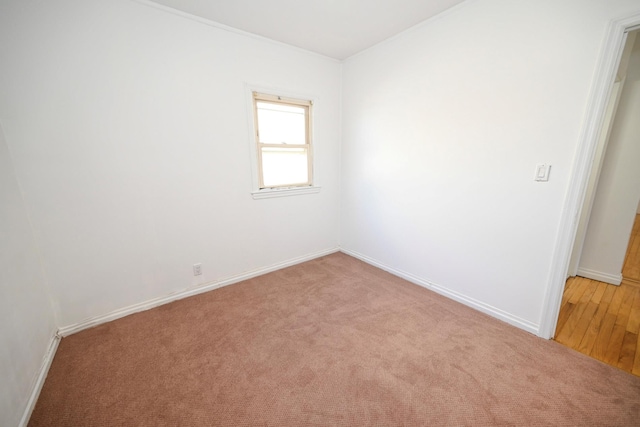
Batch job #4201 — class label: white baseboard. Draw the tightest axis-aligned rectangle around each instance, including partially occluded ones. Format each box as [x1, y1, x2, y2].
[341, 248, 540, 335]
[19, 333, 60, 427]
[58, 247, 340, 337]
[576, 267, 622, 285]
[20, 245, 539, 427]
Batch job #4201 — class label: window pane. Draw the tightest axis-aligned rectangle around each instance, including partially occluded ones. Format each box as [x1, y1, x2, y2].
[261, 147, 309, 187]
[256, 101, 306, 145]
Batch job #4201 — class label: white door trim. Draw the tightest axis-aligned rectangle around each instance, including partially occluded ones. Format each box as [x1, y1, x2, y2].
[538, 11, 640, 339]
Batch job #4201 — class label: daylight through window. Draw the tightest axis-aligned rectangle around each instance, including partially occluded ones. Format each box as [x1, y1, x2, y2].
[253, 92, 312, 189]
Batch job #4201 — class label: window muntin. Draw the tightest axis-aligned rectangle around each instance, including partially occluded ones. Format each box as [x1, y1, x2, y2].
[253, 92, 312, 189]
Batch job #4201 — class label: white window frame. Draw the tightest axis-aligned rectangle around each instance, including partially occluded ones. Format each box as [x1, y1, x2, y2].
[246, 86, 321, 199]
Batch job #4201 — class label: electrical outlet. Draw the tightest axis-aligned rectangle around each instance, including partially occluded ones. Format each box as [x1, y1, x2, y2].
[193, 263, 202, 276]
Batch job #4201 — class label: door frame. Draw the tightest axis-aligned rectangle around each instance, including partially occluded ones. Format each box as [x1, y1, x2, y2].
[539, 12, 640, 339]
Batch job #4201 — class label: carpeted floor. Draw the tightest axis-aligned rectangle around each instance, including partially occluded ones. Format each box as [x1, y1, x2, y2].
[29, 253, 640, 426]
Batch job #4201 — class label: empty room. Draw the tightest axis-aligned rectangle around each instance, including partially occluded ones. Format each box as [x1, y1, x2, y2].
[2, 0, 640, 426]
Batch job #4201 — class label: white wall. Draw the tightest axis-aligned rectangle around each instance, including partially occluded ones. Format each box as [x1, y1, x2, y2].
[4, 4, 640, 421]
[567, 25, 637, 277]
[567, 80, 623, 278]
[341, 0, 640, 332]
[579, 39, 640, 282]
[0, 0, 341, 328]
[0, 125, 57, 427]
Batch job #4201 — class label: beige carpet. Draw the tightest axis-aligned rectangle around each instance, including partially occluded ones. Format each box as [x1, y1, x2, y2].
[29, 253, 640, 426]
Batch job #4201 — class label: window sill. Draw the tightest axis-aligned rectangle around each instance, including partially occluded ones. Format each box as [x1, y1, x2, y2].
[251, 186, 321, 199]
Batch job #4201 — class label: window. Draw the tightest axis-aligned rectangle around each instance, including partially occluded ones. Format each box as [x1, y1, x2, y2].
[252, 92, 313, 190]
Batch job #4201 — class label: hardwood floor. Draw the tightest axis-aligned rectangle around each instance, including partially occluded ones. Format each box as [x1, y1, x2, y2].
[555, 277, 640, 376]
[555, 277, 640, 375]
[623, 214, 640, 283]
[555, 214, 640, 376]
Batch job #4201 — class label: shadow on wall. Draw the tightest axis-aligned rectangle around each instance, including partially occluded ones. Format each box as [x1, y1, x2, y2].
[572, 30, 640, 286]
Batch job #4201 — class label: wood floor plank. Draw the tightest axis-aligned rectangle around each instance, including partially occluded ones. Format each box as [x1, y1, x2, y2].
[604, 323, 626, 365]
[564, 277, 580, 297]
[568, 278, 588, 305]
[555, 282, 599, 344]
[628, 291, 640, 334]
[591, 312, 618, 361]
[618, 331, 638, 373]
[590, 282, 608, 305]
[615, 287, 637, 328]
[607, 285, 626, 318]
[555, 302, 575, 338]
[556, 272, 640, 376]
[629, 236, 639, 264]
[566, 301, 599, 349]
[623, 214, 640, 282]
[622, 235, 637, 272]
[633, 332, 640, 376]
[577, 285, 617, 355]
[560, 278, 579, 310]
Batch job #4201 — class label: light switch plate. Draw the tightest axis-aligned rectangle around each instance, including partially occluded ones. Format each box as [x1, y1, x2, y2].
[535, 164, 551, 182]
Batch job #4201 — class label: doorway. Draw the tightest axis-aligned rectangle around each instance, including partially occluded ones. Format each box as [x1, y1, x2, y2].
[540, 13, 640, 340]
[570, 29, 640, 287]
[552, 27, 640, 374]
